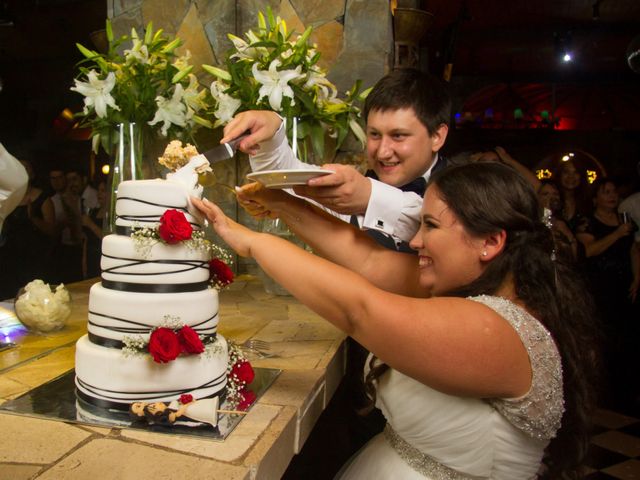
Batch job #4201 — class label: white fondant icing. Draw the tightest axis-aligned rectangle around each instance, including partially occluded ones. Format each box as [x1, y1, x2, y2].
[88, 283, 219, 342]
[101, 234, 210, 285]
[75, 334, 228, 405]
[76, 178, 230, 415]
[115, 179, 202, 229]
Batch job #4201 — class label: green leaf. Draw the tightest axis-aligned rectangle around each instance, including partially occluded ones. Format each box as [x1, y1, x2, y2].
[144, 22, 154, 44]
[266, 7, 277, 31]
[161, 38, 181, 53]
[192, 114, 214, 129]
[358, 87, 372, 102]
[105, 20, 113, 43]
[76, 43, 99, 60]
[171, 65, 193, 83]
[152, 28, 164, 43]
[202, 64, 232, 82]
[294, 26, 313, 49]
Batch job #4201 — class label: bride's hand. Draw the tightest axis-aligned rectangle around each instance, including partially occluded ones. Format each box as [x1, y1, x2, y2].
[236, 182, 290, 219]
[191, 197, 258, 258]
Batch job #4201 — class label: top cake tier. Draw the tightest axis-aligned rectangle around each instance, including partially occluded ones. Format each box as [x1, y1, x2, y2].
[115, 179, 202, 231]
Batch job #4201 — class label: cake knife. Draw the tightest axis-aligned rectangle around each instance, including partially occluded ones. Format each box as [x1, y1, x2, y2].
[200, 132, 250, 165]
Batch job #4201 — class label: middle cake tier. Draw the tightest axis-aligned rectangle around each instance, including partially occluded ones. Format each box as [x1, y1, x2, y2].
[101, 234, 211, 289]
[88, 282, 219, 345]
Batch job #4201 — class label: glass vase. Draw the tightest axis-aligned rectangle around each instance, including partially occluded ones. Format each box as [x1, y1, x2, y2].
[103, 122, 163, 234]
[258, 218, 307, 296]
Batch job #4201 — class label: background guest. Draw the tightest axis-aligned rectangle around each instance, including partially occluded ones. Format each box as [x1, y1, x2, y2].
[577, 177, 636, 411]
[49, 167, 84, 284]
[81, 180, 106, 279]
[0, 158, 56, 299]
[537, 179, 580, 259]
[553, 159, 591, 233]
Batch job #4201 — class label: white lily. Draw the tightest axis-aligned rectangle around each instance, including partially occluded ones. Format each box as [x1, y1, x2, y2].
[228, 33, 265, 61]
[349, 118, 367, 147]
[252, 59, 303, 111]
[70, 70, 120, 118]
[209, 81, 241, 126]
[148, 83, 188, 136]
[305, 70, 338, 104]
[172, 51, 192, 71]
[124, 36, 149, 64]
[182, 74, 207, 113]
[91, 133, 101, 154]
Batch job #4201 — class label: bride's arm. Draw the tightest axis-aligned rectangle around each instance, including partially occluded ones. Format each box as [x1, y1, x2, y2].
[192, 198, 531, 398]
[234, 185, 424, 296]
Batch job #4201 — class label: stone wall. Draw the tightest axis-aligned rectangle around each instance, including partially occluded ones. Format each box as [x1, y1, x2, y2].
[107, 0, 393, 274]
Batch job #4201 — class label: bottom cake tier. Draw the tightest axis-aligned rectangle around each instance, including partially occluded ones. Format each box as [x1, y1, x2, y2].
[75, 334, 228, 409]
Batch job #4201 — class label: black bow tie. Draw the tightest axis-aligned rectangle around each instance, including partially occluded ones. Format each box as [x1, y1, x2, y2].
[365, 170, 427, 196]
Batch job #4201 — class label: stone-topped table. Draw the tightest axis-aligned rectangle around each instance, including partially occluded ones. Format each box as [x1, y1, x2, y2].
[0, 276, 347, 480]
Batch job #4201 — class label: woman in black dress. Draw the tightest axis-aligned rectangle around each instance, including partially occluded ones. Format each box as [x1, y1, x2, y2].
[577, 177, 637, 410]
[0, 159, 55, 299]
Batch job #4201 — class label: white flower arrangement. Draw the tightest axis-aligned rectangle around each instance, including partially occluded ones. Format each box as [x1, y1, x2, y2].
[71, 21, 213, 154]
[203, 7, 369, 162]
[14, 280, 72, 332]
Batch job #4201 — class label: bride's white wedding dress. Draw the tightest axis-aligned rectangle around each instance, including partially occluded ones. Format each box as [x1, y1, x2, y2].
[338, 296, 564, 479]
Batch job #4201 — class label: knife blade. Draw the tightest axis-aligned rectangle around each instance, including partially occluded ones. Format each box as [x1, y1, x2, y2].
[201, 133, 250, 165]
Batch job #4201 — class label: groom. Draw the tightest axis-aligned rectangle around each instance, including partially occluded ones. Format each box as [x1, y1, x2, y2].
[222, 68, 452, 252]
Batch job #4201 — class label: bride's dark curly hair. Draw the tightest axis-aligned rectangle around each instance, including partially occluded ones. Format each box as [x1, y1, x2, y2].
[363, 162, 601, 479]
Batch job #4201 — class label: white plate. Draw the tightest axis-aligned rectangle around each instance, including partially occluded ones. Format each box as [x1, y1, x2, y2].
[246, 168, 334, 188]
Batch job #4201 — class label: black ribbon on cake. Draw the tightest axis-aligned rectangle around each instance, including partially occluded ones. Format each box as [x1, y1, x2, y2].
[102, 279, 209, 293]
[88, 310, 218, 337]
[76, 373, 228, 411]
[114, 197, 200, 233]
[100, 253, 209, 293]
[88, 332, 218, 350]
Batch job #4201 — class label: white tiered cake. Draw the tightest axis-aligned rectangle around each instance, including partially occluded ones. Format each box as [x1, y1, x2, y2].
[75, 177, 229, 412]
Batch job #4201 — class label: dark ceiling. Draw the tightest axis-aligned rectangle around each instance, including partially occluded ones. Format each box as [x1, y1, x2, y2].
[421, 0, 640, 82]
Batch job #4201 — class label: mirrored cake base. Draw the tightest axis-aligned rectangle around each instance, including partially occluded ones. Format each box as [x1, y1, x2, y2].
[0, 367, 280, 441]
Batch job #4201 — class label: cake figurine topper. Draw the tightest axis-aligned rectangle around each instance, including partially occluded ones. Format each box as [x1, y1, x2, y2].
[160, 140, 212, 192]
[159, 140, 213, 223]
[129, 395, 247, 428]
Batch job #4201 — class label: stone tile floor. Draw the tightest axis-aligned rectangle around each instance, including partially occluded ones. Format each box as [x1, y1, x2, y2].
[583, 405, 640, 479]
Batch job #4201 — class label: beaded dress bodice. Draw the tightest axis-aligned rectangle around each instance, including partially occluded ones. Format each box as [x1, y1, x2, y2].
[338, 295, 564, 480]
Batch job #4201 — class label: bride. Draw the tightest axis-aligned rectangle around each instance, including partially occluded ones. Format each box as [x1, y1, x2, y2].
[192, 162, 598, 479]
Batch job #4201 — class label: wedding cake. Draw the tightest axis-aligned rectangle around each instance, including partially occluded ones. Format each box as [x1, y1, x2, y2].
[75, 146, 234, 415]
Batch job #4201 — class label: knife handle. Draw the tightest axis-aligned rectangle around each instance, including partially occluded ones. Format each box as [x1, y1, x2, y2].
[226, 131, 251, 152]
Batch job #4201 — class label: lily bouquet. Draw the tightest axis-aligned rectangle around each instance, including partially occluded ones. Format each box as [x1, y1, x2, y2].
[203, 8, 369, 162]
[71, 21, 212, 154]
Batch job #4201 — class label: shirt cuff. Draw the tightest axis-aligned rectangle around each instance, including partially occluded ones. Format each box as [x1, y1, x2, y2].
[362, 179, 408, 236]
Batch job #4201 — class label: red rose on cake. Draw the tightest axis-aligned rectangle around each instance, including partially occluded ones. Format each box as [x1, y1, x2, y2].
[158, 209, 193, 244]
[148, 327, 182, 363]
[231, 360, 255, 384]
[178, 326, 205, 354]
[209, 258, 234, 287]
[237, 388, 257, 411]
